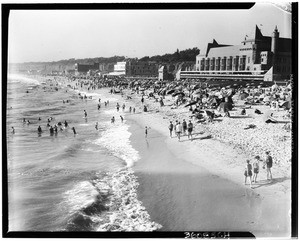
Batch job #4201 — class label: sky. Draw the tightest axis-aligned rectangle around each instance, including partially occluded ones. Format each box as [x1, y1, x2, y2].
[7, 2, 292, 63]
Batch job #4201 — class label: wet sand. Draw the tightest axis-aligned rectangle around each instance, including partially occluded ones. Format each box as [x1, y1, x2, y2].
[127, 114, 290, 237]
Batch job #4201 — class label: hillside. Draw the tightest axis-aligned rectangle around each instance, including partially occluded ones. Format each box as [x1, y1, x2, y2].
[9, 47, 199, 73]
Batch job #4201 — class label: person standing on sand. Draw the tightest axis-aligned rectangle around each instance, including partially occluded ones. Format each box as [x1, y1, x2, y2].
[120, 115, 124, 123]
[95, 122, 98, 130]
[187, 120, 193, 140]
[72, 127, 77, 135]
[244, 160, 253, 188]
[145, 126, 150, 138]
[252, 156, 261, 183]
[141, 96, 144, 104]
[182, 119, 187, 135]
[168, 121, 174, 137]
[111, 116, 115, 124]
[133, 107, 136, 113]
[264, 151, 273, 181]
[175, 121, 181, 141]
[84, 110, 87, 118]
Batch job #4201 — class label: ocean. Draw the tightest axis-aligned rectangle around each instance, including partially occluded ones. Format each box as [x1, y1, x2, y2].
[6, 74, 160, 231]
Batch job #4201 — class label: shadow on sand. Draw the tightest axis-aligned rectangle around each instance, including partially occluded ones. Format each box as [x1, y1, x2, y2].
[251, 177, 290, 189]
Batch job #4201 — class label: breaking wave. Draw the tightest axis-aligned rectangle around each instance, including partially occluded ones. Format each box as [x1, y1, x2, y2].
[61, 169, 162, 231]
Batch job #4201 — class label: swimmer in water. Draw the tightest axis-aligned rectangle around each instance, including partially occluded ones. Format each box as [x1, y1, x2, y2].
[49, 126, 54, 135]
[111, 116, 115, 124]
[84, 110, 87, 118]
[64, 120, 68, 128]
[120, 115, 124, 123]
[27, 120, 31, 125]
[37, 126, 42, 133]
[38, 117, 41, 121]
[23, 118, 26, 123]
[72, 127, 77, 135]
[11, 127, 15, 134]
[95, 122, 98, 130]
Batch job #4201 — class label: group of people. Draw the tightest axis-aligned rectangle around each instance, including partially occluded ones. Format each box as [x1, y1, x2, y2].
[168, 119, 194, 141]
[244, 151, 273, 188]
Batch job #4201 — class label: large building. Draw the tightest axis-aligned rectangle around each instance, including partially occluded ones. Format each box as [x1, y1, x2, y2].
[180, 25, 291, 81]
[125, 61, 158, 77]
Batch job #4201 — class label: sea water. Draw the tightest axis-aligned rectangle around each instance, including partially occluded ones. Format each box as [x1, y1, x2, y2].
[6, 74, 161, 231]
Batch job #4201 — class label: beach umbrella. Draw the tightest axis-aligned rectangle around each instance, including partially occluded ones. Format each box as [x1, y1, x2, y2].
[238, 92, 249, 100]
[172, 92, 185, 97]
[263, 96, 271, 102]
[263, 110, 274, 122]
[166, 89, 176, 95]
[217, 102, 233, 113]
[193, 89, 202, 94]
[185, 101, 198, 107]
[281, 101, 291, 109]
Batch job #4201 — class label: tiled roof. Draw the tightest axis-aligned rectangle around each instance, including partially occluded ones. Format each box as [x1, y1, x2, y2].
[207, 45, 241, 58]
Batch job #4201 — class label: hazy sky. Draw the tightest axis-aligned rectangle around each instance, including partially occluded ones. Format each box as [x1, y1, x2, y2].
[8, 3, 292, 63]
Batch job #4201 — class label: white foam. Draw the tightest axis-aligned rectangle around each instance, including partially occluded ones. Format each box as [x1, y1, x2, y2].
[93, 168, 162, 231]
[93, 121, 140, 167]
[8, 74, 40, 85]
[62, 181, 99, 214]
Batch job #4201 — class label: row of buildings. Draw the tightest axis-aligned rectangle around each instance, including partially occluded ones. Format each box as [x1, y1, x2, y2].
[74, 60, 183, 80]
[73, 25, 291, 81]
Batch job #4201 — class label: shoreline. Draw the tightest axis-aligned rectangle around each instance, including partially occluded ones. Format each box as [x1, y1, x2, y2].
[122, 89, 291, 236]
[21, 75, 291, 236]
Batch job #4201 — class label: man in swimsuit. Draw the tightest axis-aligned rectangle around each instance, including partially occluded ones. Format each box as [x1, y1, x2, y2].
[72, 127, 77, 135]
[187, 120, 193, 140]
[252, 155, 260, 183]
[168, 121, 173, 137]
[244, 160, 253, 188]
[145, 126, 150, 138]
[264, 151, 273, 181]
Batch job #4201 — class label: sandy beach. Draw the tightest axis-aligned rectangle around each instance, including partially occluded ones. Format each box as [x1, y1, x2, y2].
[50, 76, 291, 237]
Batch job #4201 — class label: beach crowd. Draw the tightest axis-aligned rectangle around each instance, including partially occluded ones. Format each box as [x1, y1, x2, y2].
[11, 74, 292, 188]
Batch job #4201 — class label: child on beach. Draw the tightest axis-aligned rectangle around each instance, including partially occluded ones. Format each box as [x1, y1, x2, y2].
[187, 120, 193, 140]
[244, 160, 253, 188]
[175, 121, 183, 141]
[252, 156, 260, 183]
[145, 126, 150, 138]
[168, 121, 174, 137]
[182, 119, 187, 135]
